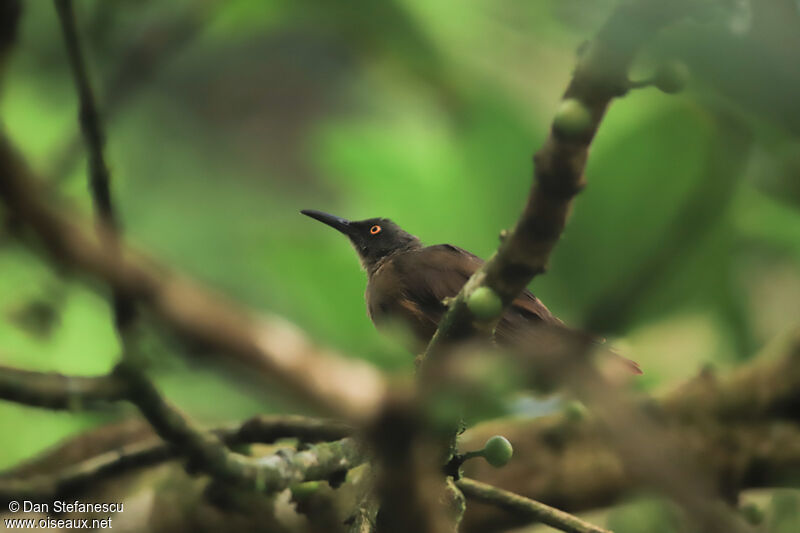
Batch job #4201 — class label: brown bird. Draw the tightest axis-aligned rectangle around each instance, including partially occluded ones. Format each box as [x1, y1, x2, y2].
[301, 209, 641, 373]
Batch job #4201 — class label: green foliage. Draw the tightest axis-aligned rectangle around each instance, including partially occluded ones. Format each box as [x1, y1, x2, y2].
[606, 496, 683, 533]
[0, 0, 798, 485]
[739, 502, 765, 526]
[768, 491, 800, 533]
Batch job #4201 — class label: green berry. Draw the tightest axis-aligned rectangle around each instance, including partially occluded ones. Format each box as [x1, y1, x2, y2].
[467, 286, 503, 321]
[553, 98, 592, 138]
[654, 60, 689, 94]
[482, 435, 513, 468]
[564, 400, 588, 422]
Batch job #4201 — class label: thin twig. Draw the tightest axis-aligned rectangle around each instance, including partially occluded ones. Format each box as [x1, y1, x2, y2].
[54, 0, 135, 332]
[457, 478, 611, 533]
[49, 3, 214, 184]
[54, 0, 114, 224]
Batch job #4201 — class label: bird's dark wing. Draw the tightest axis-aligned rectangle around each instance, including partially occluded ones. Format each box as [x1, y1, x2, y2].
[373, 244, 558, 342]
[376, 244, 482, 338]
[496, 285, 562, 343]
[371, 245, 642, 373]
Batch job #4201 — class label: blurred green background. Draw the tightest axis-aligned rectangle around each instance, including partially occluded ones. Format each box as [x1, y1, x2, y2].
[0, 2, 799, 521]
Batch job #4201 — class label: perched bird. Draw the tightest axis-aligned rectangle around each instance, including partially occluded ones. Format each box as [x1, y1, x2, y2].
[301, 209, 641, 373]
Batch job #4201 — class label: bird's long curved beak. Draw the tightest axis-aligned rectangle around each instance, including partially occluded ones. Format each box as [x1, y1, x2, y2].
[300, 209, 352, 235]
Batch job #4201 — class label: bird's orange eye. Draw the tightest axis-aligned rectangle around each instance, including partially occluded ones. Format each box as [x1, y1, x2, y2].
[370, 225, 382, 235]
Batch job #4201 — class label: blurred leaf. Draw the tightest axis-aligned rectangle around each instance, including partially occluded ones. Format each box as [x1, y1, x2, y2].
[538, 96, 715, 322]
[6, 298, 61, 339]
[768, 490, 800, 533]
[606, 496, 684, 533]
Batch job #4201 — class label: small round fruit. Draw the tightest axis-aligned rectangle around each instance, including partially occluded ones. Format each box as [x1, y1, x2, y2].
[482, 435, 513, 468]
[654, 60, 689, 94]
[564, 400, 588, 422]
[467, 286, 503, 321]
[553, 98, 592, 138]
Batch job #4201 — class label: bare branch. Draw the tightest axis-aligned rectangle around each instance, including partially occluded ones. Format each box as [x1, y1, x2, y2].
[0, 364, 127, 409]
[420, 1, 699, 360]
[54, 0, 136, 333]
[457, 478, 610, 533]
[54, 0, 114, 224]
[229, 414, 353, 444]
[0, 439, 170, 504]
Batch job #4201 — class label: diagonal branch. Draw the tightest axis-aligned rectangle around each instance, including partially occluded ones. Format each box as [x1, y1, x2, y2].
[49, 3, 213, 184]
[0, 137, 387, 420]
[421, 0, 699, 362]
[110, 359, 367, 494]
[54, 0, 137, 335]
[54, 0, 114, 224]
[457, 478, 610, 533]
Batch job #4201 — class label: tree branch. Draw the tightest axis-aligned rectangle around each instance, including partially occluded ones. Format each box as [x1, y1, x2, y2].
[110, 359, 366, 494]
[0, 364, 127, 409]
[54, 0, 137, 333]
[457, 478, 610, 533]
[0, 137, 387, 420]
[4, 335, 797, 530]
[229, 414, 352, 444]
[516, 327, 756, 533]
[0, 416, 360, 505]
[460, 328, 800, 532]
[420, 0, 698, 360]
[0, 414, 351, 476]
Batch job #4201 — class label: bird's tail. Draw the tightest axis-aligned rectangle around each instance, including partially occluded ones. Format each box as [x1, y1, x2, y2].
[596, 338, 643, 375]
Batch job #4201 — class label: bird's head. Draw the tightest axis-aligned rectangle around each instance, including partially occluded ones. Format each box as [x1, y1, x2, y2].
[301, 209, 421, 272]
